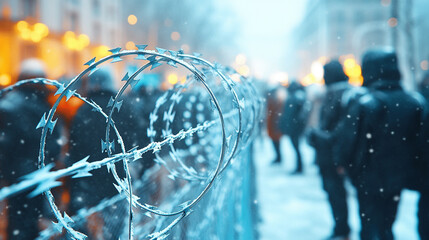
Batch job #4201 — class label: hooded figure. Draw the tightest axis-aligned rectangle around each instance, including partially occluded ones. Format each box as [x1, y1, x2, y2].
[308, 60, 351, 240]
[67, 68, 139, 239]
[0, 59, 62, 239]
[361, 49, 401, 87]
[338, 49, 425, 240]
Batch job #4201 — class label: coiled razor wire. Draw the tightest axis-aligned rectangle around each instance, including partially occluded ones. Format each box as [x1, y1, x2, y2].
[0, 46, 263, 239]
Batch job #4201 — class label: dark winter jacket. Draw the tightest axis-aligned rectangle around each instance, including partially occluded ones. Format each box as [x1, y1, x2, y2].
[413, 97, 429, 191]
[279, 86, 309, 138]
[126, 87, 160, 176]
[67, 89, 138, 212]
[309, 81, 351, 167]
[0, 84, 61, 183]
[337, 80, 425, 194]
[0, 84, 62, 239]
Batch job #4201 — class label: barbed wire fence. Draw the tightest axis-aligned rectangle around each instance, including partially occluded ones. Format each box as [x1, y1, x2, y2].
[0, 45, 263, 239]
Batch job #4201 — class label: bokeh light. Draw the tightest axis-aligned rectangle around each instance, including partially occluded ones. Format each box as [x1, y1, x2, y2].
[388, 17, 398, 27]
[420, 60, 428, 71]
[0, 74, 11, 86]
[171, 32, 181, 41]
[128, 14, 138, 25]
[126, 41, 137, 50]
[63, 31, 90, 51]
[167, 73, 178, 85]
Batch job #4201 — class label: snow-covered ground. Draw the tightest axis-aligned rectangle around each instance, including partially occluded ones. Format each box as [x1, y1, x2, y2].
[254, 135, 420, 240]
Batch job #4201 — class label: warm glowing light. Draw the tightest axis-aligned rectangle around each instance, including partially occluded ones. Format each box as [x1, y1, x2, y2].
[343, 58, 362, 77]
[16, 21, 28, 32]
[349, 76, 364, 86]
[0, 74, 11, 86]
[311, 61, 324, 80]
[21, 29, 31, 40]
[64, 31, 74, 38]
[63, 31, 90, 51]
[270, 72, 289, 86]
[125, 41, 136, 50]
[388, 17, 398, 27]
[31, 34, 42, 42]
[33, 23, 49, 37]
[301, 73, 324, 86]
[16, 21, 49, 42]
[40, 40, 66, 79]
[235, 54, 247, 65]
[78, 34, 90, 48]
[421, 60, 429, 71]
[63, 31, 74, 49]
[344, 58, 355, 69]
[342, 57, 364, 86]
[128, 15, 137, 25]
[167, 73, 178, 85]
[94, 45, 110, 59]
[237, 65, 250, 77]
[171, 32, 181, 41]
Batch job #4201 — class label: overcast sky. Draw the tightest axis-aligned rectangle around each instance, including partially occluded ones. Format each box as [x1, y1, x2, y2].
[230, 0, 308, 78]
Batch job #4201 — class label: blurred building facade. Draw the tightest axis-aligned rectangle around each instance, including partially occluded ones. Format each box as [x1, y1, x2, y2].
[122, 0, 240, 64]
[0, 0, 240, 88]
[0, 0, 122, 85]
[288, 0, 429, 90]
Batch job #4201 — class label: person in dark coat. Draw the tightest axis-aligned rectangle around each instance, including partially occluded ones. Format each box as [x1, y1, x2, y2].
[266, 87, 284, 164]
[414, 71, 429, 240]
[308, 60, 351, 240]
[278, 81, 310, 173]
[415, 112, 429, 240]
[126, 84, 160, 177]
[0, 59, 62, 239]
[67, 68, 138, 239]
[337, 49, 425, 240]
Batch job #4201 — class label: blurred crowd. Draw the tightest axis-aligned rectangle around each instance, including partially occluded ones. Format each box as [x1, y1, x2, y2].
[266, 48, 429, 240]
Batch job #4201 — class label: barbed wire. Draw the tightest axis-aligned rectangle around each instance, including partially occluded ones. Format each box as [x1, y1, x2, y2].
[0, 45, 263, 239]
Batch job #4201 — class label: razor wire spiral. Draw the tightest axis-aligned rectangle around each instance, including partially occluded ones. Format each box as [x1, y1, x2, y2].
[0, 45, 263, 239]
